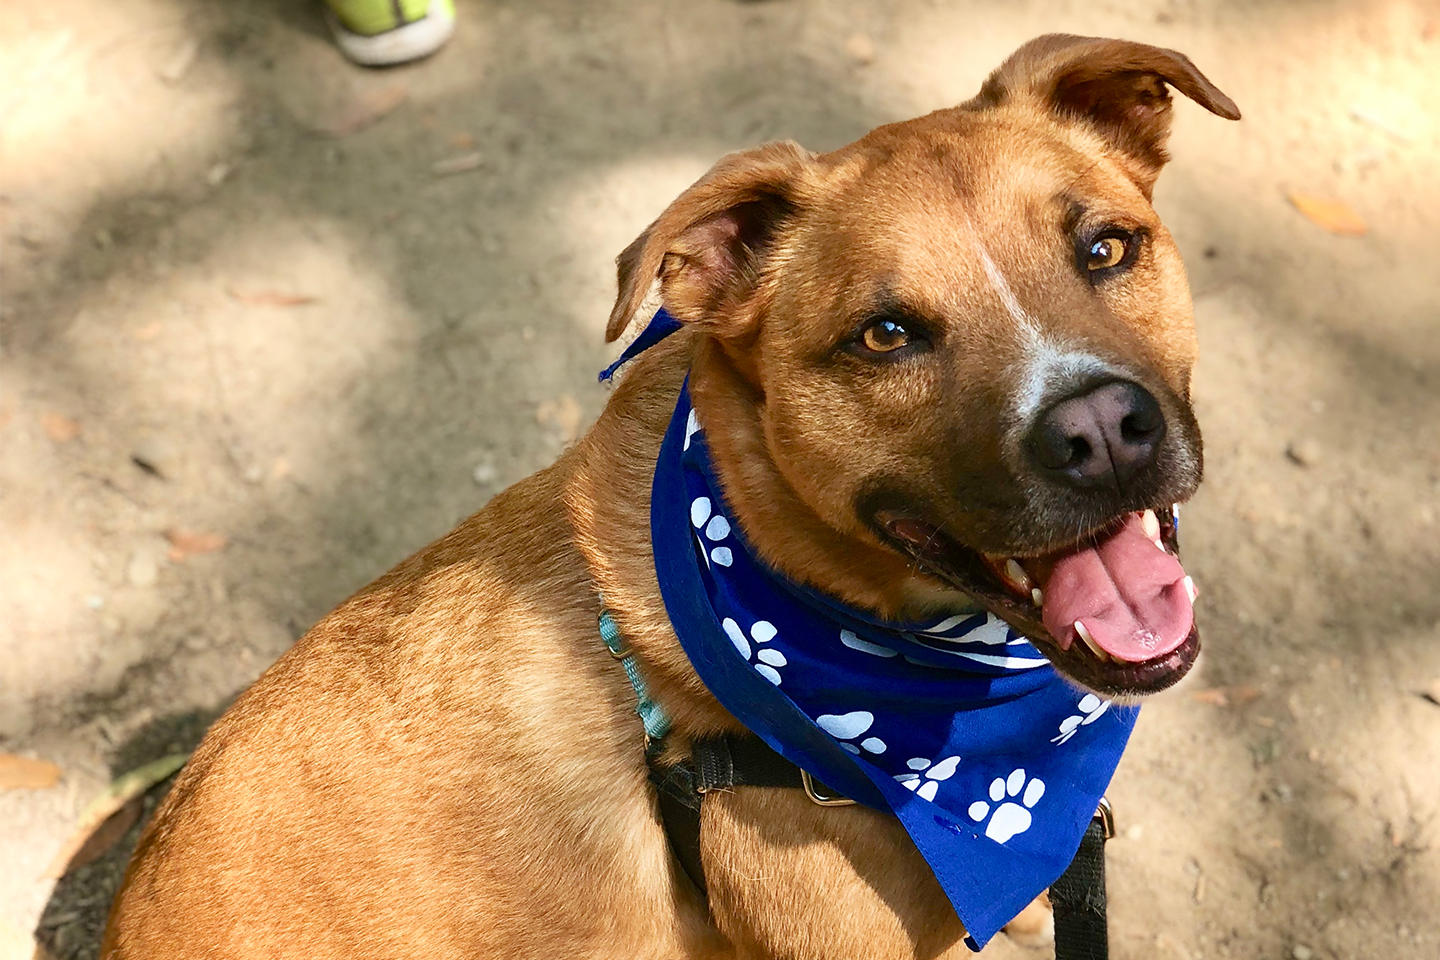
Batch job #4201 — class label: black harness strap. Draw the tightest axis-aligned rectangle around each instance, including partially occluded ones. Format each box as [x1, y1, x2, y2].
[1048, 811, 1111, 959]
[649, 735, 804, 896]
[650, 734, 1112, 959]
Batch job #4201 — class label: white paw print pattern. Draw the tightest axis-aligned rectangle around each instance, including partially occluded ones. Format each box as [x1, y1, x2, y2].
[690, 496, 734, 567]
[968, 769, 1045, 844]
[815, 710, 887, 756]
[892, 754, 963, 802]
[1051, 693, 1112, 745]
[722, 617, 787, 685]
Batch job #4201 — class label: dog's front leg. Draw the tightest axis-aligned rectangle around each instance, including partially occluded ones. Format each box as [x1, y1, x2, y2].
[699, 788, 973, 960]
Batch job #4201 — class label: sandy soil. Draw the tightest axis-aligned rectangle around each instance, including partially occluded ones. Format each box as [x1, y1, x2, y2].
[2, 1, 1439, 957]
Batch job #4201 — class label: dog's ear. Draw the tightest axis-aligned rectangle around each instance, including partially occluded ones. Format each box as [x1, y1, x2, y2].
[970, 35, 1240, 194]
[606, 141, 813, 343]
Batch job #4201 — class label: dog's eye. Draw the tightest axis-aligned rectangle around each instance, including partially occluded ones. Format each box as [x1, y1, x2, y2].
[1087, 236, 1128, 272]
[861, 318, 912, 353]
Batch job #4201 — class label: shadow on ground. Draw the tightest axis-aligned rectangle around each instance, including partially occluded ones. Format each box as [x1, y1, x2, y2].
[37, 711, 222, 960]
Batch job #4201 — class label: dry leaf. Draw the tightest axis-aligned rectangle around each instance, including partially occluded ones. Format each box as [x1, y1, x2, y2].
[227, 287, 317, 307]
[1229, 685, 1263, 706]
[318, 84, 408, 137]
[45, 753, 189, 878]
[432, 152, 485, 176]
[52, 796, 144, 876]
[1191, 685, 1262, 708]
[165, 529, 227, 561]
[38, 412, 80, 443]
[448, 133, 476, 150]
[132, 321, 163, 341]
[536, 394, 583, 442]
[1288, 193, 1368, 236]
[0, 754, 62, 790]
[1191, 688, 1229, 707]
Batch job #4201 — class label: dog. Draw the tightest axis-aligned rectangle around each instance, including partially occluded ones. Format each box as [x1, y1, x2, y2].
[101, 35, 1237, 959]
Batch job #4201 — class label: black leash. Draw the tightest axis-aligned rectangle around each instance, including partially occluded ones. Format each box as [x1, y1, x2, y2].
[652, 734, 1112, 959]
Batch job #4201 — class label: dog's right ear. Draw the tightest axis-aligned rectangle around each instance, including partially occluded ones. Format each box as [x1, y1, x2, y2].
[606, 141, 814, 343]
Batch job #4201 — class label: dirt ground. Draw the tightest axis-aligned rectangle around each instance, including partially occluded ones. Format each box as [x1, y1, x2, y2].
[2, 0, 1438, 957]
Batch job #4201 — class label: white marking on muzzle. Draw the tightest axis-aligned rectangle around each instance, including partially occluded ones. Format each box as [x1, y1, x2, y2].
[976, 245, 1038, 335]
[971, 238, 1118, 422]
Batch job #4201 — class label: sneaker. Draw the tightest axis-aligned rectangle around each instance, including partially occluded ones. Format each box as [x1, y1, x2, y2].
[323, 0, 456, 67]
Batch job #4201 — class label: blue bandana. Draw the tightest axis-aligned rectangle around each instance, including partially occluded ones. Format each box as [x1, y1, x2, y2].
[610, 310, 1138, 950]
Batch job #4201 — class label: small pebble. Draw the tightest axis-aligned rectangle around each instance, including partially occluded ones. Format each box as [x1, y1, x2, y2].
[126, 550, 158, 588]
[1285, 438, 1321, 467]
[1293, 944, 1313, 960]
[157, 36, 200, 83]
[472, 461, 498, 486]
[844, 32, 876, 65]
[131, 435, 177, 478]
[85, 595, 105, 609]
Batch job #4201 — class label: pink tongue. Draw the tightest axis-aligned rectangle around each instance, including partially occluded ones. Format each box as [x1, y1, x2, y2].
[1040, 514, 1193, 663]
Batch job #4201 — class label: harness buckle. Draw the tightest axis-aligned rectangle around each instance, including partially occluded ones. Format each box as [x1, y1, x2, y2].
[1094, 795, 1115, 839]
[801, 769, 856, 807]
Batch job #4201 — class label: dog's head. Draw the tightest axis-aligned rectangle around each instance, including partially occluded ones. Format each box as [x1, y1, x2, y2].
[608, 36, 1239, 697]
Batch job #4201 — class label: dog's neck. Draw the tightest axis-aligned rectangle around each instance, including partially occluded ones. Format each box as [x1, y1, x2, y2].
[568, 327, 972, 742]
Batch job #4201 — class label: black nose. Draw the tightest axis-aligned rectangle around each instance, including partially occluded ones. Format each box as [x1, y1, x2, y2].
[1027, 381, 1166, 492]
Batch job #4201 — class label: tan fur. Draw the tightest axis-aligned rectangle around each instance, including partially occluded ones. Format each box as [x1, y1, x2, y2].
[103, 36, 1237, 960]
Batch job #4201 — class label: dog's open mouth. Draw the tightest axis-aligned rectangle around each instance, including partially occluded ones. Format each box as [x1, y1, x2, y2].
[878, 506, 1198, 697]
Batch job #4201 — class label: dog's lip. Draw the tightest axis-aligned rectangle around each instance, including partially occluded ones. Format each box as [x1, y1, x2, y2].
[874, 504, 1199, 697]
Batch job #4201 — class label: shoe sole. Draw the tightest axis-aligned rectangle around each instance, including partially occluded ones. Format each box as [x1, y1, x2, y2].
[325, 3, 455, 67]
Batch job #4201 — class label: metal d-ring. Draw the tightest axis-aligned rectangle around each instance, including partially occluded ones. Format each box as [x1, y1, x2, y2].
[801, 769, 856, 807]
[1094, 795, 1115, 839]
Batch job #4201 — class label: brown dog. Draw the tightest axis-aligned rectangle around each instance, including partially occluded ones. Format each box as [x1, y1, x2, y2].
[101, 35, 1237, 960]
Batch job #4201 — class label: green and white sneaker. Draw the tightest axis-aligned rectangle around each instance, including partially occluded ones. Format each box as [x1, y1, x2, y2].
[323, 0, 456, 67]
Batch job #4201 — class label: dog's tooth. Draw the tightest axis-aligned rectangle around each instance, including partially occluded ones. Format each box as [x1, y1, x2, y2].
[1141, 509, 1161, 541]
[1004, 559, 1033, 592]
[1074, 620, 1109, 662]
[1183, 576, 1198, 603]
[1031, 587, 1044, 608]
[1154, 538, 1167, 552]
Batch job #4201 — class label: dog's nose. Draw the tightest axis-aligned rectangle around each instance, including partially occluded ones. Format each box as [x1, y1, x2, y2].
[1027, 381, 1165, 492]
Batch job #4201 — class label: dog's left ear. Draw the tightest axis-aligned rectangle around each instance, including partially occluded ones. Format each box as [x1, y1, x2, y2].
[970, 34, 1240, 195]
[606, 140, 814, 343]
